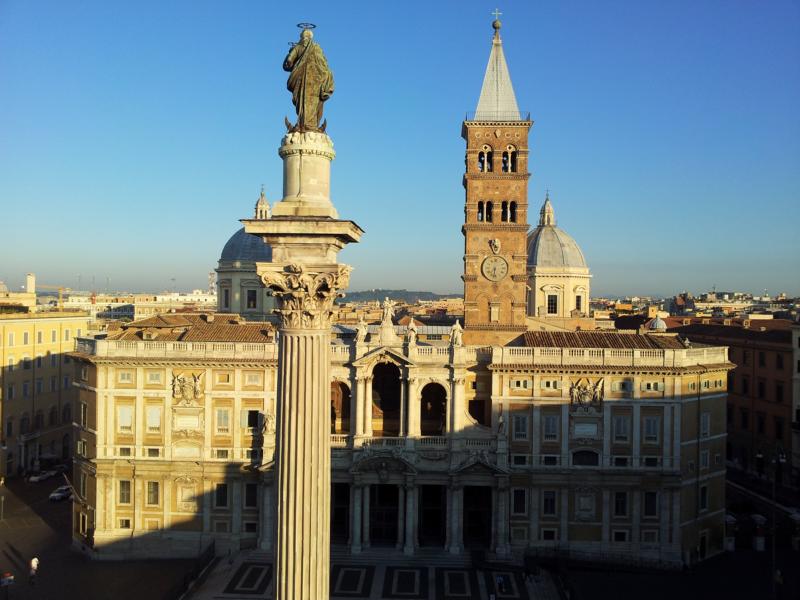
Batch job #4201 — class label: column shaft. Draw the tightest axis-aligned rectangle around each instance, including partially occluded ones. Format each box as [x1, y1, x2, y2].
[362, 484, 371, 548]
[351, 484, 362, 554]
[274, 330, 331, 600]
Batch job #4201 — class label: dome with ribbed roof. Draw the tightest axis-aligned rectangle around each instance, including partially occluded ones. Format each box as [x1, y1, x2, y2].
[219, 228, 272, 263]
[526, 196, 587, 269]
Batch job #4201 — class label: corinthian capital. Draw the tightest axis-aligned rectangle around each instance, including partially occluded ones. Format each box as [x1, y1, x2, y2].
[261, 263, 352, 330]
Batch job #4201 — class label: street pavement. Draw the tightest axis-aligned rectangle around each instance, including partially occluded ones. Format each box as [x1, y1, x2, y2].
[0, 477, 194, 600]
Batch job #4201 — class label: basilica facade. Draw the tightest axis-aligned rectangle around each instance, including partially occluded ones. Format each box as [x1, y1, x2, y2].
[69, 20, 731, 568]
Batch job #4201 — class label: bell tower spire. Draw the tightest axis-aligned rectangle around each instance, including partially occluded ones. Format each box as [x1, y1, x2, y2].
[462, 15, 533, 346]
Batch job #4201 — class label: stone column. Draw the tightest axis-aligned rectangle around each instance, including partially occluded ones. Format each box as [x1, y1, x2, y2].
[495, 479, 510, 557]
[259, 479, 274, 551]
[362, 484, 371, 549]
[351, 483, 362, 554]
[399, 376, 406, 437]
[403, 481, 417, 555]
[406, 377, 420, 439]
[354, 376, 366, 441]
[451, 377, 466, 438]
[396, 485, 405, 549]
[364, 377, 374, 437]
[449, 484, 464, 554]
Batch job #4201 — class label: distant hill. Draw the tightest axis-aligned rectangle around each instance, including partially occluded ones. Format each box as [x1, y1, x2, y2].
[339, 289, 461, 304]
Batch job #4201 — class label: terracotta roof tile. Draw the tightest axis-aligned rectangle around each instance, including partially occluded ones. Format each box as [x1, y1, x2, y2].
[107, 313, 274, 343]
[522, 330, 686, 350]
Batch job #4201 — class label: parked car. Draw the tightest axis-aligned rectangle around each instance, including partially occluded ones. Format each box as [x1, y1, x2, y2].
[49, 485, 73, 502]
[28, 470, 57, 483]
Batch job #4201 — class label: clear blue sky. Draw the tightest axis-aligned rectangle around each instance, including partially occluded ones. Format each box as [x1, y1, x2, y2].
[1, 1, 798, 297]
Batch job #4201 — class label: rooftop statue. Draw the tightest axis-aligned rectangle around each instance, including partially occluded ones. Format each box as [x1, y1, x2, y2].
[283, 24, 334, 133]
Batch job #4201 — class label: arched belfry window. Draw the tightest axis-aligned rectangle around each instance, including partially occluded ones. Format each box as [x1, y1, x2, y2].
[477, 201, 484, 222]
[478, 145, 493, 173]
[504, 145, 518, 172]
[501, 201, 508, 222]
[485, 201, 494, 223]
[510, 201, 517, 223]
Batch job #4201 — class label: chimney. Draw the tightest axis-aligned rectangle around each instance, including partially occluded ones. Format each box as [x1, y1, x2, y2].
[26, 273, 36, 294]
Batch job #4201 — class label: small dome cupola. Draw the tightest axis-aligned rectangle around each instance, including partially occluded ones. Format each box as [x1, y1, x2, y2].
[539, 191, 555, 226]
[254, 185, 271, 220]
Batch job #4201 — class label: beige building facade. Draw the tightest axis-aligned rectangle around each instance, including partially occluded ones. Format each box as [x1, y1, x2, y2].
[0, 311, 92, 477]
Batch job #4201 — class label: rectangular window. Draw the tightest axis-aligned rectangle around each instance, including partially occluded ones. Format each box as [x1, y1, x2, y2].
[7, 333, 14, 346]
[245, 372, 263, 386]
[216, 408, 230, 434]
[215, 483, 229, 508]
[757, 379, 765, 399]
[613, 491, 628, 517]
[119, 518, 131, 529]
[216, 372, 232, 384]
[146, 481, 160, 506]
[741, 377, 749, 395]
[6, 385, 14, 400]
[541, 528, 557, 541]
[575, 295, 582, 312]
[117, 406, 133, 432]
[147, 448, 160, 458]
[776, 354, 784, 370]
[643, 416, 660, 443]
[543, 415, 559, 441]
[50, 353, 57, 367]
[700, 450, 710, 469]
[700, 412, 711, 438]
[64, 329, 70, 341]
[80, 403, 87, 427]
[613, 456, 629, 467]
[542, 491, 556, 516]
[699, 485, 708, 511]
[22, 382, 29, 397]
[511, 454, 529, 466]
[35, 355, 43, 368]
[512, 415, 528, 441]
[36, 331, 43, 344]
[35, 379, 42, 394]
[215, 449, 229, 459]
[547, 294, 558, 315]
[512, 489, 527, 516]
[775, 382, 784, 403]
[118, 370, 133, 383]
[757, 412, 766, 435]
[774, 417, 784, 441]
[79, 472, 87, 497]
[146, 406, 161, 433]
[246, 289, 257, 309]
[244, 483, 258, 508]
[613, 530, 629, 543]
[644, 492, 658, 517]
[51, 330, 56, 343]
[613, 415, 630, 443]
[147, 371, 162, 384]
[740, 408, 749, 429]
[245, 409, 261, 431]
[63, 375, 70, 390]
[223, 288, 230, 308]
[50, 376, 57, 392]
[611, 380, 632, 393]
[642, 530, 659, 543]
[758, 351, 765, 367]
[119, 480, 131, 504]
[23, 331, 29, 345]
[118, 447, 131, 457]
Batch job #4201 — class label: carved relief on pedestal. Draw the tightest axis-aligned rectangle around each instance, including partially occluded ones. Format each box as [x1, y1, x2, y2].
[569, 377, 604, 413]
[261, 263, 352, 329]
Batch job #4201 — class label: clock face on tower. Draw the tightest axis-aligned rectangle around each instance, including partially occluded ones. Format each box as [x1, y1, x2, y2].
[481, 255, 509, 281]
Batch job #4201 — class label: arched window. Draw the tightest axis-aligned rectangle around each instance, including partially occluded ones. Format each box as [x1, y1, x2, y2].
[510, 201, 517, 223]
[501, 201, 508, 222]
[485, 201, 494, 223]
[506, 145, 518, 172]
[420, 383, 447, 436]
[478, 145, 493, 173]
[371, 363, 401, 437]
[573, 450, 599, 466]
[330, 381, 351, 434]
[477, 201, 484, 222]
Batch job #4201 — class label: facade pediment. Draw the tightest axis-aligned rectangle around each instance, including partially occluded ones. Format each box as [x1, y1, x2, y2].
[350, 451, 417, 476]
[351, 346, 415, 369]
[452, 454, 508, 476]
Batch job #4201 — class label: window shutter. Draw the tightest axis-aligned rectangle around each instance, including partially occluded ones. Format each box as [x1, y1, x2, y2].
[611, 382, 620, 392]
[540, 380, 548, 390]
[554, 380, 561, 390]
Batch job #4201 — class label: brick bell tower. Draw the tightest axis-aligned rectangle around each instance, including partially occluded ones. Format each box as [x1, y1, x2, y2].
[462, 16, 532, 346]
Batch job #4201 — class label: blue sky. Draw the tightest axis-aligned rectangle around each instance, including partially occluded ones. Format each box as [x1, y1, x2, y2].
[1, 1, 798, 297]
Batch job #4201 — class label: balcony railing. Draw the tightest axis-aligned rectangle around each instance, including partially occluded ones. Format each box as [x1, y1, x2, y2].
[492, 345, 728, 369]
